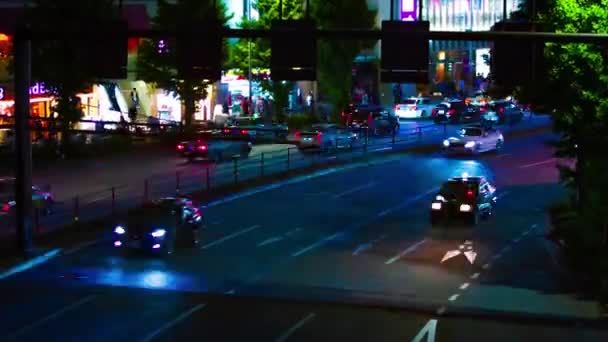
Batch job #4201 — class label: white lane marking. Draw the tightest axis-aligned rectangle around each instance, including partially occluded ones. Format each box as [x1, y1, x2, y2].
[519, 158, 555, 169]
[6, 295, 97, 340]
[492, 253, 502, 260]
[522, 230, 530, 236]
[482, 263, 491, 270]
[224, 289, 236, 295]
[513, 238, 521, 243]
[494, 153, 512, 158]
[332, 181, 377, 199]
[377, 209, 390, 217]
[374, 147, 392, 152]
[200, 225, 261, 249]
[412, 319, 438, 342]
[275, 312, 316, 342]
[385, 239, 428, 265]
[448, 294, 460, 301]
[257, 236, 285, 247]
[436, 306, 447, 315]
[459, 283, 470, 290]
[0, 249, 63, 280]
[140, 303, 207, 342]
[326, 156, 337, 160]
[285, 227, 302, 236]
[470, 272, 480, 279]
[352, 234, 388, 255]
[291, 232, 342, 257]
[502, 246, 512, 252]
[531, 224, 539, 229]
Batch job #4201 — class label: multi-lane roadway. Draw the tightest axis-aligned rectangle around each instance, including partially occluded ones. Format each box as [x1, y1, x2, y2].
[0, 130, 605, 341]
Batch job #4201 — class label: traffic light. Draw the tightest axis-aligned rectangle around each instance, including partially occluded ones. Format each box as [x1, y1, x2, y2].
[491, 21, 544, 88]
[381, 21, 430, 83]
[176, 21, 223, 81]
[271, 20, 316, 81]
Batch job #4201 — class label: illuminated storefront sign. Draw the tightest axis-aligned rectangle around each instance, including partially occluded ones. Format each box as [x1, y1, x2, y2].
[0, 82, 51, 100]
[401, 0, 417, 21]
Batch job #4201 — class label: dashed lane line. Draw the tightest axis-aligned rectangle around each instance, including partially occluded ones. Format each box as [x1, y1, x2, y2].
[200, 225, 261, 250]
[139, 303, 207, 342]
[385, 239, 428, 265]
[275, 313, 316, 342]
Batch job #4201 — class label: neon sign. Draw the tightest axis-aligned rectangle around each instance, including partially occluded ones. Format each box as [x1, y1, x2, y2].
[29, 82, 50, 96]
[401, 0, 417, 21]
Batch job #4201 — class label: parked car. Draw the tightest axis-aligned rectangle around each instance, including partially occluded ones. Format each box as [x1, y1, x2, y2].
[432, 100, 468, 124]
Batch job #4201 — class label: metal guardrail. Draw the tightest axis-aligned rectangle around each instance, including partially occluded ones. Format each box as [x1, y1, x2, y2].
[0, 115, 549, 241]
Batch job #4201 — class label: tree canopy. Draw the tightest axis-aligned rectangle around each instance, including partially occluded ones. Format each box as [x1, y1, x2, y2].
[26, 0, 122, 127]
[136, 0, 231, 126]
[310, 0, 377, 121]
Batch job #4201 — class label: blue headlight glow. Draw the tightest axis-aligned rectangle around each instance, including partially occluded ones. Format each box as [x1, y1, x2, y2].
[465, 141, 476, 148]
[151, 229, 166, 238]
[114, 226, 125, 234]
[443, 139, 450, 147]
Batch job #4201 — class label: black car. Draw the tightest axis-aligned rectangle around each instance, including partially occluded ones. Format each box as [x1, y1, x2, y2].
[344, 105, 399, 136]
[177, 131, 252, 162]
[112, 197, 204, 255]
[432, 100, 467, 124]
[430, 175, 497, 225]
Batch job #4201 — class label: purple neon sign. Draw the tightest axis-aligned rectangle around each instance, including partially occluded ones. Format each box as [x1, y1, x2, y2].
[400, 0, 417, 21]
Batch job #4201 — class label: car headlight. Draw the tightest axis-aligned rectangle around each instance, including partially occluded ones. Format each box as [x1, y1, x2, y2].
[431, 202, 442, 210]
[443, 139, 450, 147]
[151, 229, 166, 238]
[114, 226, 126, 235]
[464, 141, 476, 148]
[459, 204, 472, 212]
[435, 195, 446, 202]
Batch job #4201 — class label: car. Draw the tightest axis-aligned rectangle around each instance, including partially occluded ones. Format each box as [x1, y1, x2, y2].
[344, 105, 399, 136]
[112, 197, 204, 255]
[432, 100, 468, 124]
[394, 97, 437, 119]
[482, 100, 523, 125]
[297, 124, 359, 151]
[430, 174, 497, 225]
[0, 177, 54, 216]
[442, 125, 504, 154]
[177, 131, 252, 162]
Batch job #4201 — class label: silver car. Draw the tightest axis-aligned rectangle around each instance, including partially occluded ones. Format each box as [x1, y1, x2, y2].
[443, 125, 504, 154]
[298, 124, 359, 151]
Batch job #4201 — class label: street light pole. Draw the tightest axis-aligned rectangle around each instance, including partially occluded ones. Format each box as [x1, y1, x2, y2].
[14, 29, 33, 257]
[248, 0, 252, 116]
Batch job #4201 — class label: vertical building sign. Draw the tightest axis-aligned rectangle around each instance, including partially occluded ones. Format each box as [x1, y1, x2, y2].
[401, 0, 418, 21]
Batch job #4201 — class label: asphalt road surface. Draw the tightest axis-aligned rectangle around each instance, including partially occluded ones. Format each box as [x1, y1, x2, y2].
[3, 129, 604, 341]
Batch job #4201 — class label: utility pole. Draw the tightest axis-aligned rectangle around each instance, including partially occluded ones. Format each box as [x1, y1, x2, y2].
[279, 0, 283, 20]
[248, 0, 252, 116]
[14, 28, 33, 257]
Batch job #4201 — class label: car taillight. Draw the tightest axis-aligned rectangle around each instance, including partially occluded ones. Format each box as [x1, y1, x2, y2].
[295, 131, 300, 139]
[432, 109, 437, 116]
[197, 145, 207, 151]
[499, 107, 505, 113]
[223, 129, 230, 134]
[467, 190, 475, 197]
[341, 111, 345, 117]
[448, 109, 456, 115]
[241, 129, 248, 135]
[2, 203, 10, 212]
[316, 132, 322, 142]
[177, 144, 184, 150]
[412, 106, 417, 111]
[480, 107, 486, 112]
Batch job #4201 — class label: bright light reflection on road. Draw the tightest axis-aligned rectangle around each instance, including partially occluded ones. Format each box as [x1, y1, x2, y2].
[142, 271, 169, 288]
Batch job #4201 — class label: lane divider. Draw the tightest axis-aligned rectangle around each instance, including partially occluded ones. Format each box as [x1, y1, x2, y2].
[200, 225, 261, 250]
[0, 249, 62, 280]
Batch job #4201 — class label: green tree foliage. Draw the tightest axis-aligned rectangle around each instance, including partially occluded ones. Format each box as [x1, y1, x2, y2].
[310, 0, 376, 122]
[136, 0, 231, 127]
[528, 0, 608, 306]
[229, 0, 302, 120]
[26, 0, 121, 137]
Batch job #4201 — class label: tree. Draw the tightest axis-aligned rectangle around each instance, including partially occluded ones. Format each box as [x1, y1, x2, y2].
[229, 0, 303, 120]
[136, 0, 231, 127]
[26, 0, 122, 147]
[523, 0, 608, 306]
[309, 0, 377, 122]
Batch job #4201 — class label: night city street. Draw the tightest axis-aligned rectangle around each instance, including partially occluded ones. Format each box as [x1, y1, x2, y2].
[0, 132, 606, 341]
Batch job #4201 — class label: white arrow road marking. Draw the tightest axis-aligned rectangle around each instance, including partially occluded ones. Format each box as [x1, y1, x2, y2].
[463, 251, 477, 264]
[411, 319, 438, 342]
